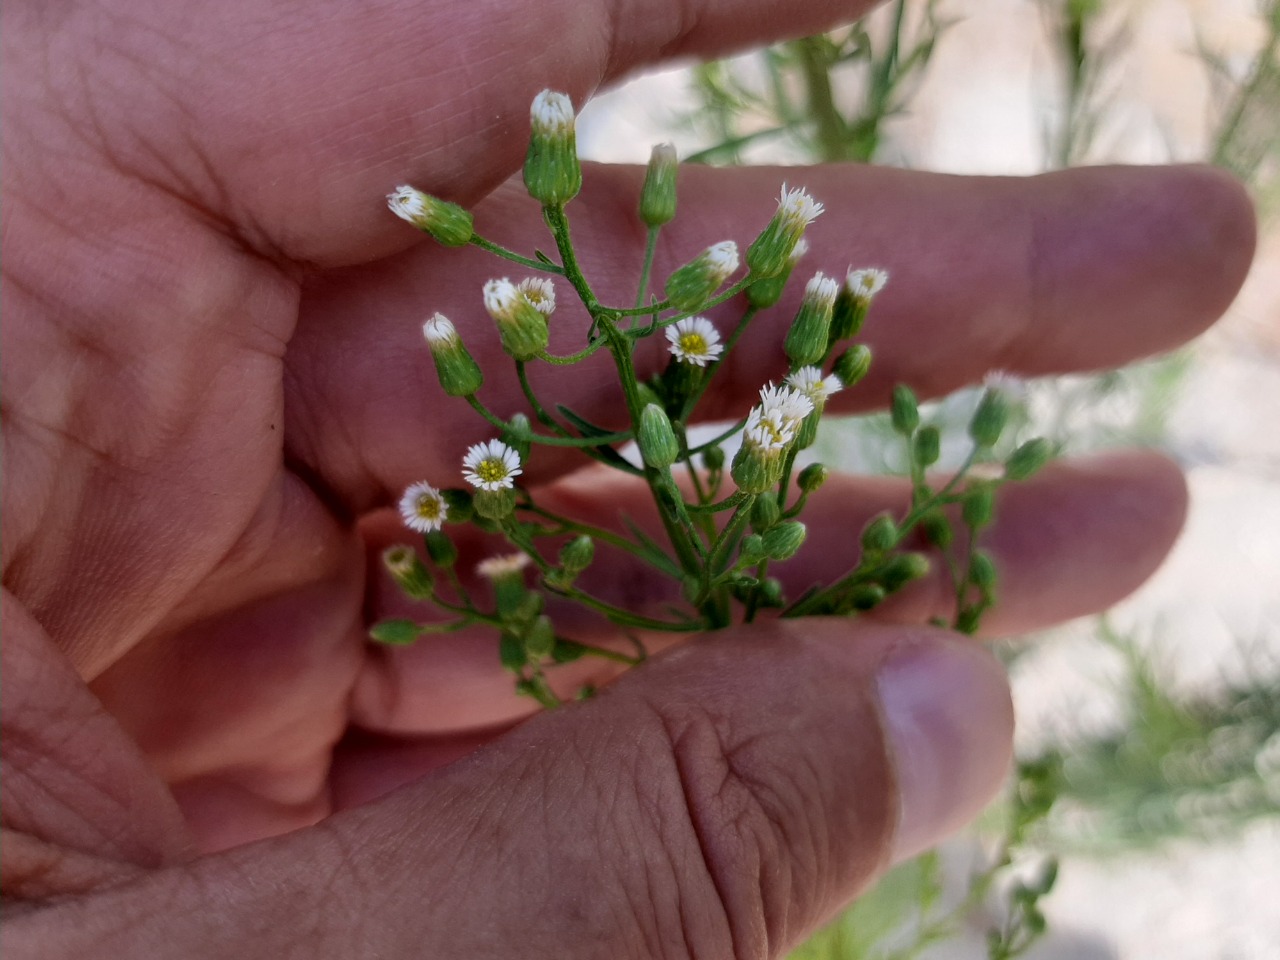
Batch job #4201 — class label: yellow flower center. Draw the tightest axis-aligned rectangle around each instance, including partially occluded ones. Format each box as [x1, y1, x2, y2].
[476, 459, 507, 484]
[678, 333, 707, 355]
[415, 496, 442, 520]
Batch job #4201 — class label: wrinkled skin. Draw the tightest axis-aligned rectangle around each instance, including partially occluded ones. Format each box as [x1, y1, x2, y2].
[0, 0, 1255, 956]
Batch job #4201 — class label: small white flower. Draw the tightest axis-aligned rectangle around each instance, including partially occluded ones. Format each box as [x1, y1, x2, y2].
[387, 185, 428, 225]
[422, 312, 458, 346]
[742, 406, 794, 453]
[516, 277, 556, 316]
[705, 240, 740, 282]
[462, 439, 523, 491]
[803, 272, 839, 308]
[399, 481, 448, 532]
[846, 268, 889, 302]
[531, 90, 575, 134]
[476, 552, 532, 580]
[757, 382, 815, 426]
[383, 544, 417, 576]
[777, 184, 824, 231]
[483, 278, 520, 321]
[786, 366, 844, 403]
[665, 316, 724, 367]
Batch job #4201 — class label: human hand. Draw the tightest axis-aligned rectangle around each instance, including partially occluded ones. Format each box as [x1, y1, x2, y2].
[1, 0, 1255, 954]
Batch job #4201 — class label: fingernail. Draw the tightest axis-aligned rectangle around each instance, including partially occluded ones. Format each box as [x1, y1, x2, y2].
[876, 641, 1013, 862]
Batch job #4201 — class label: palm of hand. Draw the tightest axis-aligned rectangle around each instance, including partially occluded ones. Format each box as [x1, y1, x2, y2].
[2, 0, 1253, 866]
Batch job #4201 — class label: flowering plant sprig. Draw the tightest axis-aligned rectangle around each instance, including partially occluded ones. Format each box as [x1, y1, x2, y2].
[375, 89, 1054, 706]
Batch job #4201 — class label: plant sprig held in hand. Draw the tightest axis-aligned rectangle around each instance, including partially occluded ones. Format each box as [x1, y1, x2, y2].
[377, 89, 1054, 707]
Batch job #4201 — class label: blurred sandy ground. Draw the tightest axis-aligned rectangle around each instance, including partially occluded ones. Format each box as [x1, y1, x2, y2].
[578, 0, 1280, 956]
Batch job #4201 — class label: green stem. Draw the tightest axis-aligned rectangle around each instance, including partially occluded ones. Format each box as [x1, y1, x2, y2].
[628, 276, 754, 337]
[469, 235, 565, 274]
[557, 637, 645, 667]
[686, 418, 749, 457]
[537, 339, 610, 365]
[465, 395, 632, 447]
[517, 361, 570, 436]
[547, 583, 701, 633]
[543, 206, 599, 312]
[517, 502, 683, 577]
[635, 226, 661, 309]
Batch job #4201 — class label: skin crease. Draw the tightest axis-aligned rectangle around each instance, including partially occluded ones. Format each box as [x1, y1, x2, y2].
[0, 0, 1258, 956]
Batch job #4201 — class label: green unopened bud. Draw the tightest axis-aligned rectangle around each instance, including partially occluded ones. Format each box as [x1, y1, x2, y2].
[797, 462, 829, 493]
[664, 241, 739, 312]
[745, 238, 808, 309]
[833, 345, 873, 387]
[558, 535, 595, 575]
[762, 520, 806, 560]
[739, 533, 767, 565]
[639, 143, 678, 226]
[849, 584, 888, 611]
[440, 489, 474, 524]
[368, 619, 422, 646]
[747, 185, 824, 278]
[784, 272, 839, 367]
[473, 487, 516, 520]
[861, 513, 898, 553]
[524, 614, 556, 660]
[759, 577, 785, 607]
[750, 495, 781, 532]
[890, 385, 920, 435]
[702, 444, 725, 472]
[425, 530, 458, 567]
[503, 413, 534, 463]
[421, 313, 484, 396]
[484, 279, 549, 360]
[731, 442, 781, 495]
[913, 425, 941, 467]
[386, 186, 474, 246]
[969, 550, 998, 590]
[1005, 438, 1053, 480]
[961, 484, 996, 529]
[969, 388, 1009, 448]
[920, 511, 953, 548]
[638, 403, 679, 468]
[382, 545, 433, 599]
[523, 90, 581, 206]
[879, 552, 930, 591]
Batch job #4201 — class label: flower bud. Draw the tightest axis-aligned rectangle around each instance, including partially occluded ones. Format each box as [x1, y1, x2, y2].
[750, 495, 781, 532]
[701, 444, 725, 472]
[913, 425, 941, 467]
[440, 489, 474, 524]
[523, 90, 581, 206]
[759, 577, 785, 607]
[969, 387, 1009, 448]
[879, 552, 930, 591]
[484, 279, 549, 361]
[639, 143, 678, 226]
[828, 267, 888, 345]
[891, 384, 920, 436]
[745, 238, 807, 309]
[833, 345, 872, 386]
[961, 484, 995, 529]
[797, 462, 829, 493]
[969, 550, 998, 590]
[762, 520, 807, 560]
[386, 186, 474, 246]
[784, 272, 839, 367]
[422, 313, 484, 396]
[747, 185, 823, 278]
[425, 530, 458, 567]
[477, 553, 531, 620]
[368, 619, 422, 645]
[638, 403, 679, 468]
[861, 513, 898, 553]
[664, 241, 739, 312]
[558, 535, 595, 576]
[920, 511, 953, 548]
[1005, 438, 1053, 480]
[849, 584, 887, 611]
[382, 545, 433, 600]
[738, 533, 767, 565]
[524, 614, 556, 660]
[503, 413, 534, 463]
[730, 443, 778, 495]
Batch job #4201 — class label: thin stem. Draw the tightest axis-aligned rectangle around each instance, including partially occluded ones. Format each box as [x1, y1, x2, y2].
[686, 418, 749, 456]
[517, 502, 682, 577]
[517, 361, 570, 436]
[465, 395, 632, 447]
[628, 276, 754, 337]
[543, 206, 599, 311]
[547, 583, 702, 633]
[537, 339, 610, 365]
[469, 235, 565, 274]
[557, 637, 645, 667]
[636, 226, 661, 309]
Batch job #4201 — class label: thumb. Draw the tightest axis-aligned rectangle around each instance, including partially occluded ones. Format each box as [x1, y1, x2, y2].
[17, 621, 1012, 959]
